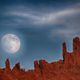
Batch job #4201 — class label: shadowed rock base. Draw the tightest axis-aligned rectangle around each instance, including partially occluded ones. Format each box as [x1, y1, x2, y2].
[0, 37, 80, 80]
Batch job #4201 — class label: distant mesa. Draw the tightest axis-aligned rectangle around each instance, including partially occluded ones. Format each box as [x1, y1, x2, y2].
[0, 37, 80, 80]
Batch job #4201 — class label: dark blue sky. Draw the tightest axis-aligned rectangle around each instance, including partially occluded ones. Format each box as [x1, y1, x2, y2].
[0, 0, 80, 69]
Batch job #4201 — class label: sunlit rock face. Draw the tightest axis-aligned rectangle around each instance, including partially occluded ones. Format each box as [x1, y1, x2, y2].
[1, 37, 80, 80]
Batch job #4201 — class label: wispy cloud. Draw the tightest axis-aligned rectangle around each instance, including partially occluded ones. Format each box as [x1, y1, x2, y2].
[33, 8, 80, 25]
[3, 4, 80, 26]
[1, 3, 80, 39]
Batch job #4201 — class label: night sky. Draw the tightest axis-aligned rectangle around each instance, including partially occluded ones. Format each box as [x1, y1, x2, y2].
[0, 0, 80, 69]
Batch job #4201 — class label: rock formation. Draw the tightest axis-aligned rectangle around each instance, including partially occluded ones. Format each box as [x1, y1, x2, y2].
[0, 37, 80, 80]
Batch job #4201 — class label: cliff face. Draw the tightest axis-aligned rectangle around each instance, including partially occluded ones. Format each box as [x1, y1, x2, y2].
[0, 37, 80, 80]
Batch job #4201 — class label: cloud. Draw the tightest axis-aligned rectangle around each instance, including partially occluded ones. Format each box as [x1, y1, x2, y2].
[50, 29, 78, 39]
[0, 3, 80, 40]
[49, 14, 80, 40]
[33, 8, 80, 25]
[2, 3, 80, 27]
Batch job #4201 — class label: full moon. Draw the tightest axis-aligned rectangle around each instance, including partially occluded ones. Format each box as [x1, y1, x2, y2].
[1, 34, 20, 54]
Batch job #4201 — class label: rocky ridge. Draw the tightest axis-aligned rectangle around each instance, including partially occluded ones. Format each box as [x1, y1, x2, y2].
[0, 37, 80, 80]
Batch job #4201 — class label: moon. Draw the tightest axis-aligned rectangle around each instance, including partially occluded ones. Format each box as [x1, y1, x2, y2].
[1, 34, 21, 54]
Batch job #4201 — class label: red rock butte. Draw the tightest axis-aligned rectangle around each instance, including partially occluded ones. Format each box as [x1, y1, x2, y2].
[0, 37, 80, 80]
